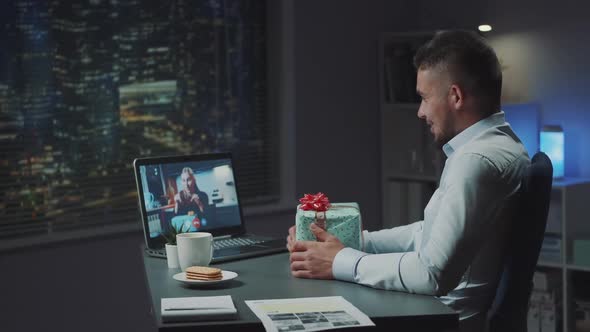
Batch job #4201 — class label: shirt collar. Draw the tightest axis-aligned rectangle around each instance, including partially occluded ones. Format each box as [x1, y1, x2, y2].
[442, 111, 506, 157]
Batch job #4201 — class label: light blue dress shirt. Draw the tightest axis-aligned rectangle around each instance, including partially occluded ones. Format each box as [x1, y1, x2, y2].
[332, 111, 529, 331]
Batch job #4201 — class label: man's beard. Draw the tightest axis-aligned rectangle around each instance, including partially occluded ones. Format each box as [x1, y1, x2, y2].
[428, 129, 451, 149]
[433, 135, 451, 149]
[430, 118, 454, 149]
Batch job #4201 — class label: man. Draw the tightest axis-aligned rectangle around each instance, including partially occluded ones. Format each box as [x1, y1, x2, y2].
[286, 30, 529, 332]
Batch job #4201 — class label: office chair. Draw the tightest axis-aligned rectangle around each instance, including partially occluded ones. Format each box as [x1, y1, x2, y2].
[488, 152, 553, 332]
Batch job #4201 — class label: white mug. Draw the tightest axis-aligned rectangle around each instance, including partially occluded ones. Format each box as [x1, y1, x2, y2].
[176, 232, 213, 271]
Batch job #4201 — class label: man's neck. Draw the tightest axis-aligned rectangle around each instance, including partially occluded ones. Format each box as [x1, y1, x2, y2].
[453, 108, 495, 137]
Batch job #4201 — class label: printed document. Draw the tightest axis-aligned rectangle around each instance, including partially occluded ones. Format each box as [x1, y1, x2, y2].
[245, 296, 374, 332]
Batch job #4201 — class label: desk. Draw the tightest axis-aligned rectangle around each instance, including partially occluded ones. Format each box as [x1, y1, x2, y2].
[142, 251, 459, 331]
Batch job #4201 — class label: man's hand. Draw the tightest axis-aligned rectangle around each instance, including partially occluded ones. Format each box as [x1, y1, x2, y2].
[286, 225, 296, 252]
[288, 223, 345, 280]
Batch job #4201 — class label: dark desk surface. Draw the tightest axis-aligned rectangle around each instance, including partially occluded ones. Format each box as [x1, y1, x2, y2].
[142, 251, 459, 332]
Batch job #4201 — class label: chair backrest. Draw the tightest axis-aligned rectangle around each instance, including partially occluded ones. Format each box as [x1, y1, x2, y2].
[488, 152, 553, 332]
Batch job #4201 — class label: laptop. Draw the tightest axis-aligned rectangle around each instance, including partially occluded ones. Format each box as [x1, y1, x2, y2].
[133, 152, 287, 263]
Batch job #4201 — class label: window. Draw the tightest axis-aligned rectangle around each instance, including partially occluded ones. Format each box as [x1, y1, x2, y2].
[0, 0, 276, 247]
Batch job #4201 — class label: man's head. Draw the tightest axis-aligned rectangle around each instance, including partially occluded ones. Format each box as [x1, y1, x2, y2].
[413, 30, 502, 147]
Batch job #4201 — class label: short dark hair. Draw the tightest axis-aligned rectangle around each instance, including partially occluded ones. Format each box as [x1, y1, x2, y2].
[413, 30, 502, 113]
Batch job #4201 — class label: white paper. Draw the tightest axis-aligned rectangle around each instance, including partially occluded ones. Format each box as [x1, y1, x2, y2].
[245, 296, 375, 332]
[161, 295, 237, 323]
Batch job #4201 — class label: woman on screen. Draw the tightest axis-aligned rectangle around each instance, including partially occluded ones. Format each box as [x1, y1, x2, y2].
[174, 167, 209, 217]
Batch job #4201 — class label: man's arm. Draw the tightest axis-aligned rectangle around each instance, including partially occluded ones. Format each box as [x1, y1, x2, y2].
[363, 220, 424, 254]
[289, 154, 519, 293]
[328, 221, 425, 280]
[287, 221, 422, 279]
[333, 153, 518, 295]
[287, 222, 424, 281]
[287, 218, 423, 255]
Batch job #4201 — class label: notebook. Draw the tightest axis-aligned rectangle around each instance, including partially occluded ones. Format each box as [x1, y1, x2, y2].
[133, 152, 287, 263]
[161, 295, 237, 323]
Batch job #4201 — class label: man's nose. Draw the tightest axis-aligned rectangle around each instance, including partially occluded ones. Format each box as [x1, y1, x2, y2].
[417, 105, 425, 119]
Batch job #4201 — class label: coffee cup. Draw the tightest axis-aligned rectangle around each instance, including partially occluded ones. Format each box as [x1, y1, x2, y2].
[176, 232, 213, 271]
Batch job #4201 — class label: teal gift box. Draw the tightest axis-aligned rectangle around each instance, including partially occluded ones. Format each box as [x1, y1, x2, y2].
[295, 202, 363, 250]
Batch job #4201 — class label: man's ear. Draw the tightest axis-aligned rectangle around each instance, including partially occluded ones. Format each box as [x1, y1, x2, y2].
[448, 84, 464, 110]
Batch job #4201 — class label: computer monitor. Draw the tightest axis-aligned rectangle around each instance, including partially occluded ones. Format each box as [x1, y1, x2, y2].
[503, 103, 540, 156]
[540, 125, 564, 178]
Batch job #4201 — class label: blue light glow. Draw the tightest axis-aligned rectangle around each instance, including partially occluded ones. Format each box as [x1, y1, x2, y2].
[540, 129, 564, 178]
[503, 103, 540, 156]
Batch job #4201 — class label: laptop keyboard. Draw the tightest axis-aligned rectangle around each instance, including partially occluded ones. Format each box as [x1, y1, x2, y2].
[213, 237, 263, 250]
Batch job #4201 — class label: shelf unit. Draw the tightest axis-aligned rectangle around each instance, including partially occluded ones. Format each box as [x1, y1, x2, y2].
[537, 178, 590, 332]
[379, 32, 444, 228]
[380, 102, 443, 228]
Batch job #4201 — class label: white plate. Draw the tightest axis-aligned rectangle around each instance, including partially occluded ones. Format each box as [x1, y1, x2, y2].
[173, 270, 238, 286]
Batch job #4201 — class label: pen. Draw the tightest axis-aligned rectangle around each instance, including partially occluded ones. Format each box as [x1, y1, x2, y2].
[164, 307, 229, 311]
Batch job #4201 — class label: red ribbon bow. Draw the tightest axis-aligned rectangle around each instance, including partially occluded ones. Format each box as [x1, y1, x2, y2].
[299, 192, 331, 212]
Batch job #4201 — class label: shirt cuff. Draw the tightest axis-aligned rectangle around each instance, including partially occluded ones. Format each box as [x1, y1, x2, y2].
[332, 247, 368, 283]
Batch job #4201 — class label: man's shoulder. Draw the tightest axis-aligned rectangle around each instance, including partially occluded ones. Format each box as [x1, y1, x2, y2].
[458, 124, 529, 173]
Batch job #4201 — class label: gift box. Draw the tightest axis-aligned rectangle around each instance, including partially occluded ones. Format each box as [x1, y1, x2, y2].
[295, 193, 362, 250]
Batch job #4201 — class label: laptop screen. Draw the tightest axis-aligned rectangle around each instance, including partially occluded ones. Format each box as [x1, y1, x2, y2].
[134, 153, 245, 248]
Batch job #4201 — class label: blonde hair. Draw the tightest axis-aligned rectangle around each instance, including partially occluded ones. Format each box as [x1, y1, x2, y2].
[181, 167, 199, 192]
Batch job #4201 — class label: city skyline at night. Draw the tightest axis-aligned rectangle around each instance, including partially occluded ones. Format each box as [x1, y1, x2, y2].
[0, 0, 271, 239]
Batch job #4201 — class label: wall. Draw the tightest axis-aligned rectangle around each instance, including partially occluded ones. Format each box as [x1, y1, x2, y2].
[415, 0, 590, 177]
[293, 0, 418, 231]
[486, 0, 590, 177]
[1, 233, 155, 332]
